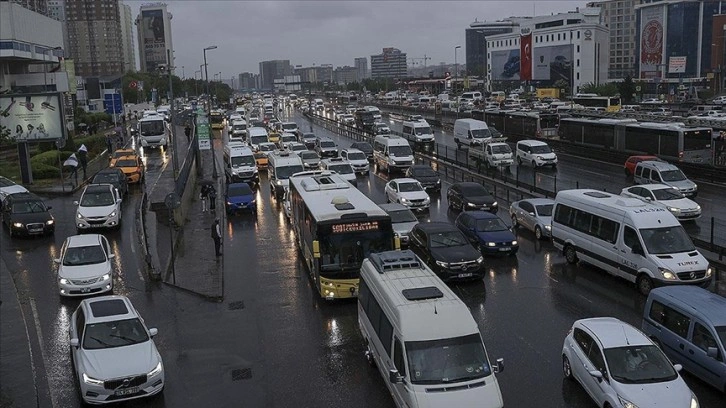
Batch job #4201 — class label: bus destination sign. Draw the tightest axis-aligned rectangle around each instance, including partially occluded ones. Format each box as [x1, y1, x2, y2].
[332, 221, 380, 234]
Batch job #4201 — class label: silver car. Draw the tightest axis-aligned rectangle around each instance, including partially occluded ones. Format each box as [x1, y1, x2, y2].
[509, 198, 554, 240]
[379, 203, 418, 246]
[298, 150, 321, 170]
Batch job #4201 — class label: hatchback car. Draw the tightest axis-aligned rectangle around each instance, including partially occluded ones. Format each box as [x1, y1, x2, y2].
[298, 150, 321, 170]
[405, 165, 441, 192]
[623, 155, 660, 177]
[509, 198, 554, 240]
[69, 295, 164, 404]
[409, 222, 484, 282]
[92, 168, 129, 196]
[225, 182, 256, 215]
[75, 184, 123, 232]
[112, 154, 145, 184]
[621, 184, 701, 221]
[56, 234, 114, 296]
[339, 148, 369, 174]
[1, 192, 55, 237]
[379, 203, 419, 247]
[350, 142, 374, 161]
[562, 317, 697, 408]
[447, 182, 498, 213]
[455, 211, 518, 255]
[516, 140, 557, 168]
[384, 178, 430, 212]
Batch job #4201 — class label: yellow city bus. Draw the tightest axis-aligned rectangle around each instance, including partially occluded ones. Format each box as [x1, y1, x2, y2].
[210, 110, 224, 129]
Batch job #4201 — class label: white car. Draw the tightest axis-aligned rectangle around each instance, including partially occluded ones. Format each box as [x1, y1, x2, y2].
[339, 148, 369, 174]
[641, 98, 664, 104]
[69, 295, 164, 404]
[384, 178, 430, 212]
[56, 234, 114, 296]
[562, 317, 697, 408]
[320, 158, 357, 187]
[298, 150, 321, 170]
[75, 184, 123, 232]
[0, 176, 28, 201]
[710, 95, 726, 105]
[620, 184, 701, 221]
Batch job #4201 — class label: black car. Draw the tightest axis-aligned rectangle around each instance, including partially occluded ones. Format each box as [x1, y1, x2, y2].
[1, 192, 55, 237]
[350, 142, 374, 161]
[91, 168, 129, 196]
[300, 132, 317, 149]
[406, 165, 441, 192]
[409, 222, 484, 281]
[447, 182, 498, 213]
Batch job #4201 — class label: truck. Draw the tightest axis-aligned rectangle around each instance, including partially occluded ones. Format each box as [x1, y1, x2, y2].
[354, 109, 376, 131]
[467, 133, 513, 169]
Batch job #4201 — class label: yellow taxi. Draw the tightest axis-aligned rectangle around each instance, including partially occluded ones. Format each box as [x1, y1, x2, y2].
[112, 154, 145, 184]
[254, 151, 269, 170]
[109, 148, 135, 167]
[267, 131, 280, 144]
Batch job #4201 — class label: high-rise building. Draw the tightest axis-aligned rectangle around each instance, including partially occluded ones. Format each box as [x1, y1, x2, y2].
[119, 2, 135, 73]
[370, 48, 408, 79]
[466, 19, 521, 77]
[238, 72, 257, 90]
[65, 0, 124, 78]
[334, 66, 359, 85]
[259, 60, 291, 90]
[136, 3, 173, 73]
[587, 0, 638, 79]
[8, 0, 47, 15]
[46, 0, 69, 51]
[354, 57, 368, 80]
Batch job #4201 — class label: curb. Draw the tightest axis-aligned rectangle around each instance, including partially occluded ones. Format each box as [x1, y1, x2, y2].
[136, 191, 159, 281]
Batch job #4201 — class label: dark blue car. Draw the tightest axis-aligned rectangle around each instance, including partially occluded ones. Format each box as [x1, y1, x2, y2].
[455, 211, 518, 255]
[225, 183, 256, 215]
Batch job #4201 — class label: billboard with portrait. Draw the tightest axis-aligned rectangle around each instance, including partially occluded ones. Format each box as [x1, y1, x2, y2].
[639, 4, 665, 78]
[490, 50, 520, 81]
[532, 44, 573, 82]
[141, 9, 167, 71]
[0, 93, 65, 142]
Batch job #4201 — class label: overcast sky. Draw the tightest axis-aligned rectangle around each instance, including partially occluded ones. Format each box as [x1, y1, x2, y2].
[128, 0, 587, 81]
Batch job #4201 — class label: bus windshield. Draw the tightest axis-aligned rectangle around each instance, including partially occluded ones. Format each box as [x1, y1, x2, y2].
[539, 114, 559, 129]
[406, 333, 491, 385]
[683, 129, 712, 151]
[639, 225, 695, 255]
[140, 120, 165, 136]
[319, 226, 393, 275]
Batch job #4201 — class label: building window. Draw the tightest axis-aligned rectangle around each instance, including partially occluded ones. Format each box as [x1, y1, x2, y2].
[577, 31, 580, 39]
[577, 72, 580, 80]
[577, 59, 580, 67]
[577, 45, 580, 53]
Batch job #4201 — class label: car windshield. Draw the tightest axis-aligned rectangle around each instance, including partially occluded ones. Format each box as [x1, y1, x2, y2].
[276, 165, 304, 179]
[300, 152, 319, 160]
[429, 230, 469, 248]
[603, 345, 677, 384]
[80, 191, 115, 207]
[347, 152, 366, 161]
[320, 141, 336, 148]
[303, 134, 316, 140]
[250, 135, 268, 145]
[660, 170, 687, 182]
[388, 209, 417, 223]
[139, 120, 165, 136]
[415, 126, 432, 135]
[113, 150, 133, 159]
[12, 200, 47, 213]
[475, 218, 509, 232]
[353, 143, 372, 152]
[82, 318, 149, 350]
[115, 160, 138, 168]
[535, 204, 553, 216]
[470, 128, 492, 139]
[460, 185, 487, 197]
[282, 136, 296, 143]
[389, 145, 412, 157]
[232, 124, 246, 130]
[0, 177, 14, 187]
[398, 182, 422, 192]
[652, 188, 684, 201]
[406, 334, 491, 385]
[639, 225, 695, 254]
[531, 145, 552, 154]
[491, 144, 511, 154]
[93, 173, 121, 184]
[329, 164, 353, 174]
[63, 245, 106, 266]
[231, 156, 255, 168]
[228, 184, 253, 196]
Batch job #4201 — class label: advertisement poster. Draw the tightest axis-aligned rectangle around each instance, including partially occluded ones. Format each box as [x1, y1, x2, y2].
[668, 56, 686, 73]
[141, 9, 167, 71]
[490, 50, 520, 81]
[520, 34, 532, 81]
[0, 94, 64, 142]
[532, 44, 573, 82]
[640, 5, 665, 77]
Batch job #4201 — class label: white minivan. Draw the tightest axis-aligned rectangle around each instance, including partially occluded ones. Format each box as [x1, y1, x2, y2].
[454, 119, 493, 148]
[373, 135, 414, 174]
[516, 140, 557, 168]
[359, 250, 505, 408]
[552, 189, 712, 295]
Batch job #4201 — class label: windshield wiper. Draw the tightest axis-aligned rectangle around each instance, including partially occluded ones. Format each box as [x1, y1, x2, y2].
[89, 336, 112, 347]
[109, 334, 137, 344]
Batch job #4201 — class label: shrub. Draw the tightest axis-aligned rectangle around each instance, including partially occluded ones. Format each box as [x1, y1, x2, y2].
[31, 150, 72, 168]
[32, 163, 60, 179]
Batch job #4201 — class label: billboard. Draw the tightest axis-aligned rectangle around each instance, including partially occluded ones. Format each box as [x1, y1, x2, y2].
[520, 34, 532, 81]
[0, 93, 65, 142]
[491, 50, 520, 81]
[639, 5, 665, 77]
[532, 44, 573, 82]
[668, 56, 687, 73]
[141, 9, 167, 71]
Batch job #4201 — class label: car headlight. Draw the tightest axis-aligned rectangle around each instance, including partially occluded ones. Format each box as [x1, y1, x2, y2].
[435, 260, 449, 268]
[436, 179, 441, 184]
[101, 274, 111, 281]
[486, 242, 496, 247]
[77, 212, 84, 219]
[400, 197, 410, 203]
[109, 211, 117, 218]
[492, 201, 498, 207]
[659, 267, 676, 280]
[667, 207, 680, 214]
[696, 205, 701, 211]
[466, 202, 477, 207]
[147, 361, 163, 377]
[59, 278, 68, 285]
[276, 180, 282, 186]
[690, 393, 699, 408]
[706, 267, 713, 278]
[476, 256, 484, 263]
[618, 395, 638, 408]
[82, 373, 105, 386]
[46, 219, 54, 225]
[12, 222, 23, 228]
[693, 184, 698, 191]
[512, 240, 518, 245]
[545, 225, 552, 230]
[226, 201, 233, 206]
[424, 197, 430, 204]
[537, 156, 543, 160]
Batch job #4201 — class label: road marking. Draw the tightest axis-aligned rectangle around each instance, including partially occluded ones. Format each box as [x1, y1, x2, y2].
[29, 298, 59, 408]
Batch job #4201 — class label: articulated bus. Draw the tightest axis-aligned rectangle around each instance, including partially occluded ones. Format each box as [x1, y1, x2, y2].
[288, 171, 399, 299]
[572, 95, 621, 112]
[210, 110, 224, 129]
[473, 110, 559, 138]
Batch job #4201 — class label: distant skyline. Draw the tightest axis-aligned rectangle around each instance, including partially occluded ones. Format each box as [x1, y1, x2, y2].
[126, 1, 587, 81]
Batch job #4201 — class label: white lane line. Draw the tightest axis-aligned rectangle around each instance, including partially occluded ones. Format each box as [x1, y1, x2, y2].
[29, 298, 59, 408]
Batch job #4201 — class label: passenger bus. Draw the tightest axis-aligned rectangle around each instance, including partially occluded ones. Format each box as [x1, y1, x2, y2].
[572, 95, 621, 112]
[288, 171, 399, 299]
[559, 117, 714, 164]
[473, 110, 559, 138]
[209, 110, 224, 129]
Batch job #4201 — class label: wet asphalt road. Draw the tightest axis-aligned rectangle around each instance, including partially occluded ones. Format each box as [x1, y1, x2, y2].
[2, 106, 724, 408]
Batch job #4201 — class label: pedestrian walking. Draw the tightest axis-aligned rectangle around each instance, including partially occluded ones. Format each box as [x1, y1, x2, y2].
[105, 133, 114, 156]
[63, 153, 79, 187]
[208, 185, 217, 212]
[77, 144, 88, 179]
[200, 184, 210, 212]
[211, 218, 222, 257]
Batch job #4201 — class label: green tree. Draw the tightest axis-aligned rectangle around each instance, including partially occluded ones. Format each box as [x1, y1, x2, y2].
[617, 76, 637, 104]
[579, 82, 620, 96]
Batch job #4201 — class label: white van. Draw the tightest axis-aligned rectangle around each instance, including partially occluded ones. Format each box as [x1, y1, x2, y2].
[454, 119, 493, 148]
[373, 135, 414, 174]
[633, 161, 698, 198]
[401, 120, 434, 146]
[223, 142, 258, 186]
[137, 115, 168, 147]
[359, 250, 505, 408]
[314, 99, 325, 111]
[267, 150, 304, 199]
[460, 91, 483, 103]
[247, 127, 269, 151]
[552, 189, 712, 295]
[515, 140, 557, 167]
[229, 120, 248, 143]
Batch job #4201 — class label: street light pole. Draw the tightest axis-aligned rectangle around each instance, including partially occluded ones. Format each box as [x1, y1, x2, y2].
[454, 45, 461, 93]
[167, 48, 179, 177]
[203, 45, 218, 180]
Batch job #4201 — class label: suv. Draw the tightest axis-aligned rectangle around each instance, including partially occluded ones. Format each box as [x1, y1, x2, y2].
[2, 192, 55, 237]
[315, 137, 338, 158]
[69, 295, 164, 404]
[75, 184, 123, 232]
[516, 140, 557, 168]
[56, 234, 114, 296]
[633, 160, 697, 198]
[339, 148, 369, 174]
[408, 222, 484, 282]
[91, 168, 129, 196]
[320, 158, 357, 186]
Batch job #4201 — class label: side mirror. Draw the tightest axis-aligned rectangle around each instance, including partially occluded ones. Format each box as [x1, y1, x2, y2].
[70, 338, 79, 348]
[149, 328, 158, 337]
[493, 357, 504, 373]
[53, 258, 61, 263]
[388, 369, 404, 384]
[588, 370, 603, 381]
[73, 201, 79, 206]
[673, 364, 683, 372]
[706, 347, 719, 359]
[528, 212, 535, 216]
[116, 199, 122, 204]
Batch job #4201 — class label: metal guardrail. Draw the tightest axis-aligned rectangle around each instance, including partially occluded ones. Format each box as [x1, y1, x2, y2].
[174, 123, 198, 198]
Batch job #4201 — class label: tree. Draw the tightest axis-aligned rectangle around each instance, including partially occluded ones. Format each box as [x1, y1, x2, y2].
[580, 82, 619, 96]
[617, 76, 637, 104]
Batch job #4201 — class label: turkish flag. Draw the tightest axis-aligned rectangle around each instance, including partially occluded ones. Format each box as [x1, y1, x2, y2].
[520, 34, 532, 81]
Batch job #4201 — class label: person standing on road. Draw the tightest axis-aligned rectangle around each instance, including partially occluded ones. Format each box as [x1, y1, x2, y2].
[106, 133, 114, 156]
[77, 144, 88, 179]
[211, 218, 222, 257]
[200, 184, 210, 212]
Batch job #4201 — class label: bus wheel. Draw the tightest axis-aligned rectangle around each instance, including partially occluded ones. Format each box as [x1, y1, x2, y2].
[637, 274, 654, 296]
[365, 345, 377, 367]
[564, 245, 578, 264]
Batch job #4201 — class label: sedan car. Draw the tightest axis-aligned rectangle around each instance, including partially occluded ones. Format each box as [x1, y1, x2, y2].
[1, 192, 55, 237]
[298, 150, 321, 170]
[92, 168, 129, 196]
[455, 211, 518, 255]
[379, 203, 419, 247]
[0, 176, 29, 201]
[562, 317, 697, 408]
[225, 182, 256, 215]
[620, 184, 701, 221]
[509, 198, 554, 240]
[409, 222, 484, 282]
[69, 295, 164, 404]
[405, 165, 441, 192]
[56, 234, 114, 296]
[75, 184, 123, 232]
[385, 178, 430, 212]
[447, 182, 497, 213]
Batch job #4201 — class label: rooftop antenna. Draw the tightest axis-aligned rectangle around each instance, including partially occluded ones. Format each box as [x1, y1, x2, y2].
[622, 325, 630, 345]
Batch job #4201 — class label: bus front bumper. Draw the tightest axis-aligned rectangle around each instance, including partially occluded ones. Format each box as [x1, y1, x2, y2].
[319, 277, 358, 299]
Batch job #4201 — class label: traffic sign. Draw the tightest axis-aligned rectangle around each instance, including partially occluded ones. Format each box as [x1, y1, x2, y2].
[104, 93, 122, 114]
[196, 112, 210, 151]
[129, 81, 138, 89]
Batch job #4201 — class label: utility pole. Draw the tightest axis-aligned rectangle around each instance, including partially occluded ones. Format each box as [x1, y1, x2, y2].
[167, 48, 179, 177]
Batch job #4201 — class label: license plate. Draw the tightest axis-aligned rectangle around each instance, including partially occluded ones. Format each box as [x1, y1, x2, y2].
[81, 287, 91, 293]
[458, 273, 473, 278]
[115, 387, 138, 396]
[499, 247, 511, 252]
